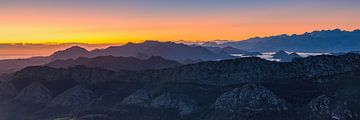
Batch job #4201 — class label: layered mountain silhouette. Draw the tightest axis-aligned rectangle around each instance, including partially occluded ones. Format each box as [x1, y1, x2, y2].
[86, 41, 233, 61]
[2, 29, 360, 120]
[46, 56, 182, 71]
[221, 29, 360, 52]
[2, 29, 360, 75]
[0, 46, 91, 75]
[1, 53, 360, 120]
[49, 46, 89, 60]
[0, 41, 235, 75]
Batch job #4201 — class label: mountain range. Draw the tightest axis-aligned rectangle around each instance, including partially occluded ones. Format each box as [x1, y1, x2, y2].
[2, 28, 360, 120]
[219, 29, 360, 52]
[0, 41, 238, 75]
[88, 41, 233, 61]
[1, 53, 360, 120]
[1, 29, 360, 75]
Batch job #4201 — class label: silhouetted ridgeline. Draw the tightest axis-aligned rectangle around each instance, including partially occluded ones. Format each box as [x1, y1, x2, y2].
[1, 29, 360, 75]
[49, 40, 234, 61]
[221, 29, 360, 52]
[0, 41, 234, 75]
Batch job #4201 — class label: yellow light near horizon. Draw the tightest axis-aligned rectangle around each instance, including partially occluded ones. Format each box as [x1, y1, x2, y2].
[0, 24, 238, 44]
[1, 23, 359, 44]
[0, 25, 144, 44]
[1, 18, 359, 44]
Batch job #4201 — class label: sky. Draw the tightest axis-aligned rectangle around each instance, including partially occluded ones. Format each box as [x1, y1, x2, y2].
[0, 0, 360, 44]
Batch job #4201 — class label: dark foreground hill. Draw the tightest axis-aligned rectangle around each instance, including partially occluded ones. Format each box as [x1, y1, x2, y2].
[1, 53, 360, 120]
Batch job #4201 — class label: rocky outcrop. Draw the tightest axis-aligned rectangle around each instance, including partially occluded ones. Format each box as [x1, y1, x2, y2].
[215, 84, 289, 112]
[308, 95, 359, 120]
[14, 83, 53, 104]
[150, 93, 198, 116]
[48, 85, 98, 107]
[308, 95, 333, 116]
[121, 90, 198, 116]
[121, 89, 153, 107]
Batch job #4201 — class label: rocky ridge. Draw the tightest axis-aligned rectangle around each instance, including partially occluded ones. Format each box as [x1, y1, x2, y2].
[214, 84, 289, 112]
[122, 90, 198, 116]
[14, 82, 53, 104]
[48, 85, 98, 107]
[1, 53, 360, 120]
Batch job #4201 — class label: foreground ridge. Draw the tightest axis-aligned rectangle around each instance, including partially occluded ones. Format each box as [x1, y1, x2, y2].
[1, 53, 360, 120]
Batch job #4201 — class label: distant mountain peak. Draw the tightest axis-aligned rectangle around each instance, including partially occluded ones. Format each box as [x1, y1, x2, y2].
[273, 50, 288, 57]
[273, 50, 301, 62]
[50, 46, 89, 60]
[125, 42, 135, 45]
[54, 46, 88, 54]
[68, 46, 87, 51]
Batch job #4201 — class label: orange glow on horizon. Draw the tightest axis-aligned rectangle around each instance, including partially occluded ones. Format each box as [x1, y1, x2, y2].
[0, 3, 359, 44]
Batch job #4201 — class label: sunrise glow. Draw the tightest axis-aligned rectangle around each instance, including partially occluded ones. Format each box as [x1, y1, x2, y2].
[0, 0, 359, 44]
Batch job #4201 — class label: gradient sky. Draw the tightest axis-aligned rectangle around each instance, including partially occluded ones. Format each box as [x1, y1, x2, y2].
[0, 0, 360, 44]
